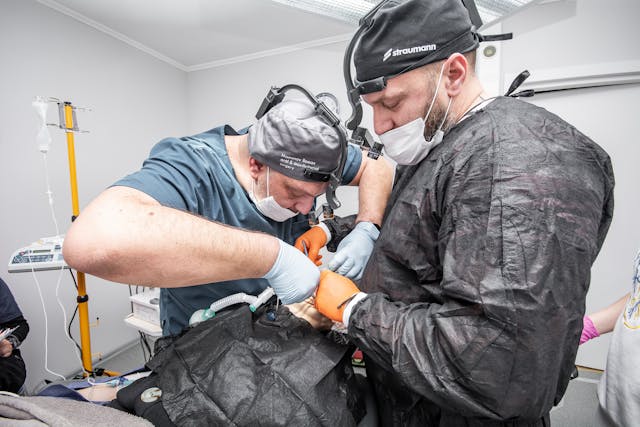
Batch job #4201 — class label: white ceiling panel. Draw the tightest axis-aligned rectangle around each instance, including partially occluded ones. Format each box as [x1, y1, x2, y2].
[38, 0, 355, 70]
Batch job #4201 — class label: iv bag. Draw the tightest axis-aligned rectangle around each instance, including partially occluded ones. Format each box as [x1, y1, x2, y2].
[33, 96, 52, 153]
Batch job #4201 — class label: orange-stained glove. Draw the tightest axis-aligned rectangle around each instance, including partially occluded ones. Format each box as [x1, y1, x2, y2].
[314, 270, 361, 323]
[294, 226, 328, 266]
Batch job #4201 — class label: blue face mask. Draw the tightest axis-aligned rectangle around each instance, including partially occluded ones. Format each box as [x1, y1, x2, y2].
[250, 168, 298, 222]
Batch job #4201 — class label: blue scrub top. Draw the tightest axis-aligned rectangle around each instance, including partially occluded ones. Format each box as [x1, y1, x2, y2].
[115, 125, 361, 335]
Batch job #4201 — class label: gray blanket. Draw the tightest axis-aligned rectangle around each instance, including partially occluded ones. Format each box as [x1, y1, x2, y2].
[0, 394, 152, 427]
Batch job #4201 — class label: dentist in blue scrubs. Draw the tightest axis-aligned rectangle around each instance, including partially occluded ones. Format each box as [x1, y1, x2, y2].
[63, 93, 393, 336]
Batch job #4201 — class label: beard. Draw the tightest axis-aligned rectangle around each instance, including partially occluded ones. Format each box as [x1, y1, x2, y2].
[423, 95, 454, 142]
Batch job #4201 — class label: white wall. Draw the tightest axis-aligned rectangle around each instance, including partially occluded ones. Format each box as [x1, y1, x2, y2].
[501, 0, 637, 77]
[0, 0, 188, 392]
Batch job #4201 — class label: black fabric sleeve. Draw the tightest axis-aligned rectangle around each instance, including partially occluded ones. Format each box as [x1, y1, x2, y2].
[0, 353, 26, 393]
[1, 316, 29, 348]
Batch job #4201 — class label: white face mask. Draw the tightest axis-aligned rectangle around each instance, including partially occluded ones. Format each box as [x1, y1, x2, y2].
[250, 168, 298, 222]
[379, 63, 452, 166]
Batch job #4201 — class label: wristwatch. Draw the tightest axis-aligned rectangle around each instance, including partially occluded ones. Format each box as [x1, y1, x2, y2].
[6, 334, 20, 350]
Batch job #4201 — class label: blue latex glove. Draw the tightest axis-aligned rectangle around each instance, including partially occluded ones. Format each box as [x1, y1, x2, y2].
[328, 221, 379, 280]
[263, 239, 320, 304]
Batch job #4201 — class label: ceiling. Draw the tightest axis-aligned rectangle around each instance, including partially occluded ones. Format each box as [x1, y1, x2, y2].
[37, 0, 356, 72]
[37, 0, 540, 73]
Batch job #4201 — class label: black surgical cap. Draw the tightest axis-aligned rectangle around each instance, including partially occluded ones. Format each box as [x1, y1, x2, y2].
[354, 0, 480, 85]
[248, 99, 342, 183]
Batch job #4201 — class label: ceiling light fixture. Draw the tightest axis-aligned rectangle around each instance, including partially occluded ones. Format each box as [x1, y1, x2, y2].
[269, 0, 378, 25]
[269, 0, 538, 28]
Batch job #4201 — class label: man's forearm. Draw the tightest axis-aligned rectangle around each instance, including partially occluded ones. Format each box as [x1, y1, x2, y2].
[63, 186, 279, 287]
[354, 156, 393, 226]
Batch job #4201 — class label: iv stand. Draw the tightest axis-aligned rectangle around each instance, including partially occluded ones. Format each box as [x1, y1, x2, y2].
[59, 101, 118, 377]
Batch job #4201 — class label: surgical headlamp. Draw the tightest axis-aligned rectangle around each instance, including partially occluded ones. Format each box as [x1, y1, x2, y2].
[343, 0, 388, 159]
[255, 84, 348, 210]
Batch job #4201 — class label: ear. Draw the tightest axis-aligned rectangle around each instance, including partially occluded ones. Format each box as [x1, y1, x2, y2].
[248, 157, 266, 180]
[443, 53, 468, 97]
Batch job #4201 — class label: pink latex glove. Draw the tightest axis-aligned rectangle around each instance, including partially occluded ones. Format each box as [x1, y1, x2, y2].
[580, 315, 600, 345]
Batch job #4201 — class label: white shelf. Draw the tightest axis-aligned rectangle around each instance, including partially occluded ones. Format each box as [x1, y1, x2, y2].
[123, 313, 162, 337]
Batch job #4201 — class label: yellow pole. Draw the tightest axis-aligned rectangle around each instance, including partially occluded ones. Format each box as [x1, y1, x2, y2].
[62, 102, 119, 377]
[63, 103, 93, 375]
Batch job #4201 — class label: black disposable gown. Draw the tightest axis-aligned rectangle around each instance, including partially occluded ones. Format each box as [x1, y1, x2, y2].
[349, 97, 614, 426]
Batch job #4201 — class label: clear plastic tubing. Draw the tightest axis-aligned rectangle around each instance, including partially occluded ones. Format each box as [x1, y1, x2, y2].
[188, 287, 275, 326]
[210, 292, 257, 314]
[249, 287, 275, 312]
